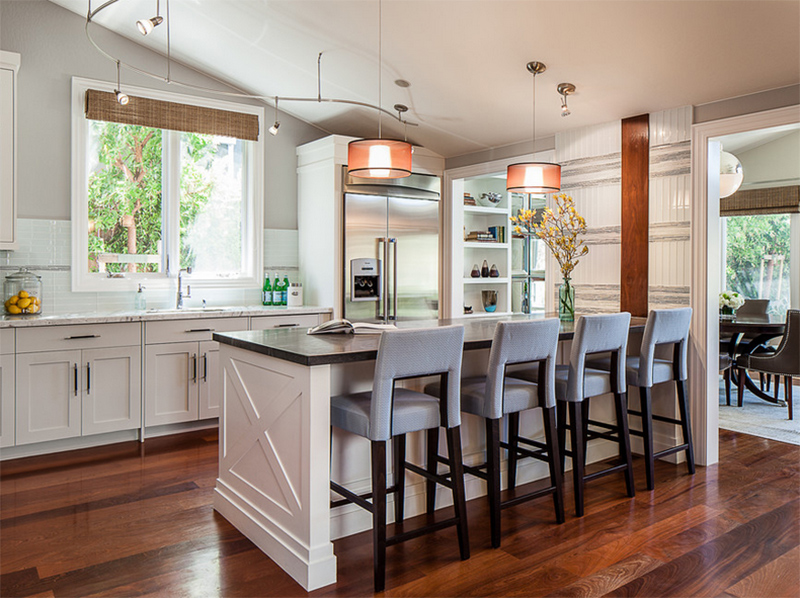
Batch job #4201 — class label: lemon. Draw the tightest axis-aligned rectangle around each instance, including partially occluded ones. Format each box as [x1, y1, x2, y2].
[7, 305, 21, 314]
[18, 290, 29, 298]
[7, 295, 18, 305]
[17, 297, 32, 309]
[29, 303, 40, 313]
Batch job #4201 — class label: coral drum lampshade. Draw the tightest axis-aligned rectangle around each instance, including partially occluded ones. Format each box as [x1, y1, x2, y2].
[506, 162, 561, 194]
[347, 139, 412, 179]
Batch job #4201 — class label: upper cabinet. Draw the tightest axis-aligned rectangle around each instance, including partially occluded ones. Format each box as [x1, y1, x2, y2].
[0, 51, 20, 250]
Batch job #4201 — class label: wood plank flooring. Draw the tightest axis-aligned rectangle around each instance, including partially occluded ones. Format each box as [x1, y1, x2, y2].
[1, 428, 798, 597]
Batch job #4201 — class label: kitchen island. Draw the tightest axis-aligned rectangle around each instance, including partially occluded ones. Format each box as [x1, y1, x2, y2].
[212, 314, 647, 591]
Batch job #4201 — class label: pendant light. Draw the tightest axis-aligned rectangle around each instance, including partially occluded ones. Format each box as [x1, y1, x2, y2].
[719, 150, 744, 198]
[347, 0, 412, 179]
[506, 61, 561, 194]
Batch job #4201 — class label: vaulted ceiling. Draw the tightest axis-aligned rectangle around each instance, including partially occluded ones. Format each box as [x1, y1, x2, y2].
[49, 0, 800, 158]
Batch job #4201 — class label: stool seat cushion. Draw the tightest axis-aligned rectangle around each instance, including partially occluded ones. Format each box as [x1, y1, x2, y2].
[425, 376, 542, 419]
[585, 356, 673, 388]
[331, 388, 441, 439]
[514, 364, 614, 402]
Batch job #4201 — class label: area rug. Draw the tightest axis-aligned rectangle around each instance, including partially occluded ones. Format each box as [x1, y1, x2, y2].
[718, 380, 800, 445]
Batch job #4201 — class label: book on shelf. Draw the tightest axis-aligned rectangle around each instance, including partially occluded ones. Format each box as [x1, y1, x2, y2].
[463, 193, 477, 206]
[465, 231, 496, 242]
[307, 318, 398, 335]
[488, 225, 506, 243]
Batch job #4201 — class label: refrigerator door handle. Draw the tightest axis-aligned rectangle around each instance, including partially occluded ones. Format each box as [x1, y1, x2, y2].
[376, 237, 388, 321]
[389, 238, 398, 321]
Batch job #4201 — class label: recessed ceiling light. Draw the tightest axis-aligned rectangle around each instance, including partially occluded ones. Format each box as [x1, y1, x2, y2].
[394, 79, 411, 88]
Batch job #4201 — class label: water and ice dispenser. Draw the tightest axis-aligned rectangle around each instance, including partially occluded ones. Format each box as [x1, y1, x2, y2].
[350, 258, 382, 302]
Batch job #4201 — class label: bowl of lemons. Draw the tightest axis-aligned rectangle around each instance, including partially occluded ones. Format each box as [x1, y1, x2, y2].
[4, 268, 42, 316]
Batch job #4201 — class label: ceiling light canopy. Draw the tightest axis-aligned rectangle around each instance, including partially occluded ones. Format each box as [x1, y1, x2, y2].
[719, 150, 744, 198]
[507, 61, 561, 194]
[347, 0, 412, 179]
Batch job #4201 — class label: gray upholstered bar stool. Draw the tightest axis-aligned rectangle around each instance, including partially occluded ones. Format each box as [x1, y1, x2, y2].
[518, 312, 635, 517]
[424, 319, 565, 548]
[587, 308, 694, 491]
[329, 326, 469, 592]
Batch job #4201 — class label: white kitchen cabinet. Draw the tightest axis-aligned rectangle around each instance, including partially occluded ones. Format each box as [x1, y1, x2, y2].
[198, 340, 219, 419]
[1, 329, 15, 447]
[249, 313, 323, 330]
[0, 51, 20, 250]
[15, 323, 142, 445]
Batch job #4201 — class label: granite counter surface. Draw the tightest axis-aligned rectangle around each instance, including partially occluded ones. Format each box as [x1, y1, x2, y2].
[214, 313, 648, 366]
[0, 305, 332, 328]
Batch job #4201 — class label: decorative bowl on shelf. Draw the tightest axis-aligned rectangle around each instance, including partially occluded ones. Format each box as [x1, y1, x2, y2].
[477, 192, 502, 207]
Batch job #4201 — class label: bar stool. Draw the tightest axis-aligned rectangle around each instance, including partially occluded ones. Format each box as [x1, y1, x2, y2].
[329, 326, 469, 592]
[424, 319, 565, 548]
[518, 312, 634, 517]
[587, 308, 694, 491]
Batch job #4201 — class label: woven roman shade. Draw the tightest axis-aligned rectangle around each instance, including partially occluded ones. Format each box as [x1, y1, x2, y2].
[85, 89, 259, 141]
[721, 185, 800, 216]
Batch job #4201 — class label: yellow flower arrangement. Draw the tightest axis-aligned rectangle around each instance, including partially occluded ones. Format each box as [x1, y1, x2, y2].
[511, 193, 588, 319]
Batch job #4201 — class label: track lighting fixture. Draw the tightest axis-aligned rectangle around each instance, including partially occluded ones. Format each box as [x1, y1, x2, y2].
[114, 61, 129, 105]
[557, 83, 575, 118]
[506, 61, 561, 194]
[269, 97, 280, 135]
[136, 0, 163, 35]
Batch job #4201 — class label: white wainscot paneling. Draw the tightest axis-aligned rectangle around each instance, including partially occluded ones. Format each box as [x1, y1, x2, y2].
[649, 240, 691, 287]
[573, 185, 622, 229]
[556, 121, 622, 162]
[650, 106, 693, 147]
[650, 174, 691, 225]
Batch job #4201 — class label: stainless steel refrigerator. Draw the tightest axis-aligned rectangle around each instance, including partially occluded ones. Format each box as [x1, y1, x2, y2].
[342, 169, 441, 322]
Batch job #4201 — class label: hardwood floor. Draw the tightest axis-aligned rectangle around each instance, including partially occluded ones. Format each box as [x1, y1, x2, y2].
[1, 428, 798, 597]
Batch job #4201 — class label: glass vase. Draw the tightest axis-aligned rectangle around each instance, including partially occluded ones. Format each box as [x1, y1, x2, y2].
[558, 280, 575, 321]
[720, 305, 734, 316]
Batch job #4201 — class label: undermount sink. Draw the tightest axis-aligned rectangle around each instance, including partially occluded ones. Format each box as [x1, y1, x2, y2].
[146, 307, 231, 313]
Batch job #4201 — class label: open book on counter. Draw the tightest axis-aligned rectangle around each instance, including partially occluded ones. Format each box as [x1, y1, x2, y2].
[307, 319, 398, 335]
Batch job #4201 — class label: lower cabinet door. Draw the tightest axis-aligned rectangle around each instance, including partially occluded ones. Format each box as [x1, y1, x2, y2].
[145, 342, 199, 426]
[16, 350, 82, 445]
[82, 346, 142, 435]
[1, 354, 14, 447]
[198, 340, 220, 420]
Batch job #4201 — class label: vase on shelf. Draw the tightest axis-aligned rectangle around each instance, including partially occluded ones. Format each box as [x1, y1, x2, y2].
[481, 260, 490, 278]
[558, 279, 575, 321]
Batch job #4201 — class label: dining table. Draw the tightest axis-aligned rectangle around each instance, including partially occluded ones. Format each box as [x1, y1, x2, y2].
[720, 313, 787, 404]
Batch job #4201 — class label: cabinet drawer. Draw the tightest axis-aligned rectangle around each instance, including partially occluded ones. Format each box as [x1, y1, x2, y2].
[16, 323, 141, 353]
[249, 314, 322, 331]
[145, 317, 248, 345]
[0, 329, 13, 355]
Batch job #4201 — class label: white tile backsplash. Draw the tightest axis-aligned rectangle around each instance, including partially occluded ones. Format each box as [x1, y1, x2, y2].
[0, 219, 298, 314]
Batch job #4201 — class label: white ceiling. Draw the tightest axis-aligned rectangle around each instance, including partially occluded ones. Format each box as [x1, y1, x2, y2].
[49, 0, 800, 159]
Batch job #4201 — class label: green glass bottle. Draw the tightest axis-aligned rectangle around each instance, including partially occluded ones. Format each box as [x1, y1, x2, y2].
[272, 273, 282, 306]
[262, 272, 272, 306]
[282, 274, 290, 306]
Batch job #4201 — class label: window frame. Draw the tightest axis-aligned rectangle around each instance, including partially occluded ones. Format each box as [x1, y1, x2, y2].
[71, 77, 264, 292]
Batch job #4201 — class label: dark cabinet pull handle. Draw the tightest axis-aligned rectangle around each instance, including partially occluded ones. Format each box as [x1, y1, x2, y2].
[186, 328, 214, 333]
[65, 334, 100, 340]
[202, 353, 208, 382]
[73, 364, 78, 396]
[87, 363, 91, 394]
[276, 323, 299, 328]
[192, 354, 198, 383]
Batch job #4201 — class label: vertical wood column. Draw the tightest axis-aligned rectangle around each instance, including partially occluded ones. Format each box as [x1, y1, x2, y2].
[621, 114, 650, 316]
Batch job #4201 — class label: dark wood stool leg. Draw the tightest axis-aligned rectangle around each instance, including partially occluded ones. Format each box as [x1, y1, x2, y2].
[786, 376, 793, 420]
[724, 368, 732, 406]
[485, 418, 502, 548]
[506, 412, 520, 491]
[568, 401, 586, 517]
[676, 379, 696, 475]
[371, 440, 387, 593]
[425, 428, 438, 515]
[581, 400, 590, 458]
[445, 426, 470, 560]
[615, 392, 636, 498]
[556, 400, 567, 474]
[737, 368, 746, 407]
[542, 406, 565, 524]
[392, 434, 406, 524]
[638, 386, 656, 491]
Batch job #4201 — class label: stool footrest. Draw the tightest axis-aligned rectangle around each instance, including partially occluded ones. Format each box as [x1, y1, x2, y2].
[386, 517, 459, 547]
[654, 443, 689, 459]
[501, 485, 557, 510]
[405, 461, 454, 490]
[584, 461, 630, 482]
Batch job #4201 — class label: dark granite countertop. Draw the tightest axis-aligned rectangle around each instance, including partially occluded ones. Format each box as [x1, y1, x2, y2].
[214, 313, 648, 366]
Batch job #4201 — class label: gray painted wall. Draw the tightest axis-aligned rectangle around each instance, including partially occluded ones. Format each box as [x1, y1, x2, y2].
[0, 0, 326, 229]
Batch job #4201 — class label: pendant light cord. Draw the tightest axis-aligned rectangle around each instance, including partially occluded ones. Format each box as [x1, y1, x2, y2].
[377, 0, 382, 139]
[531, 69, 536, 156]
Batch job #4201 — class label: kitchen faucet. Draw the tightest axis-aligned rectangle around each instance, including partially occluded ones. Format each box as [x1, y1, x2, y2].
[177, 267, 192, 309]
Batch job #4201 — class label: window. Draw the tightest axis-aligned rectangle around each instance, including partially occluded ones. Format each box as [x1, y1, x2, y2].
[72, 78, 263, 291]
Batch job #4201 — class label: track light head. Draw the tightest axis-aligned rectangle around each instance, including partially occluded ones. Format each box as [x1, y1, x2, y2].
[269, 121, 280, 136]
[115, 90, 130, 105]
[557, 82, 575, 118]
[136, 15, 163, 35]
[560, 101, 571, 117]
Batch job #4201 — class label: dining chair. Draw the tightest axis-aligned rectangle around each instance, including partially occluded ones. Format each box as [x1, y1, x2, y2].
[516, 312, 634, 517]
[424, 319, 565, 548]
[736, 309, 799, 420]
[329, 326, 470, 592]
[722, 298, 776, 391]
[588, 308, 695, 491]
[720, 354, 733, 405]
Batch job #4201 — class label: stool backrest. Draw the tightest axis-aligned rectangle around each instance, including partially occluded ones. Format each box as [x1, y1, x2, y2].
[567, 313, 631, 402]
[371, 326, 465, 440]
[639, 308, 693, 386]
[484, 319, 560, 419]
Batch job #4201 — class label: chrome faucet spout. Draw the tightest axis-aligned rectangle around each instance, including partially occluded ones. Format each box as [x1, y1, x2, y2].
[177, 267, 192, 309]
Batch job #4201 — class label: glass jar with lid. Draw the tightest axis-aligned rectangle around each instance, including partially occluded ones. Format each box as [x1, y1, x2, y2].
[4, 268, 43, 315]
